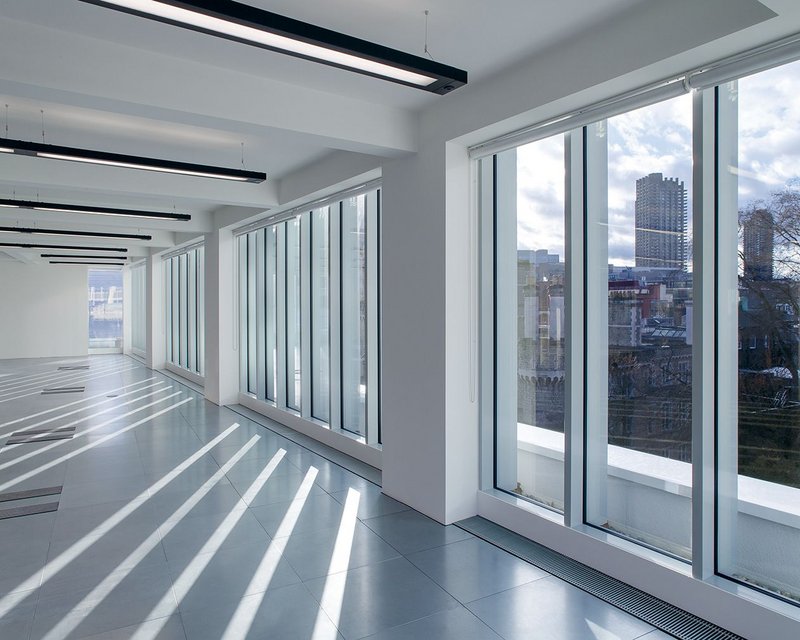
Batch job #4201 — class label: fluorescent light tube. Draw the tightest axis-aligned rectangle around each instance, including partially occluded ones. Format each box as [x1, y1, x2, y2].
[79, 0, 467, 93]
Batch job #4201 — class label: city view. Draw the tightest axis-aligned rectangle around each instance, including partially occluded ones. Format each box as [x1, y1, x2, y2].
[514, 83, 800, 491]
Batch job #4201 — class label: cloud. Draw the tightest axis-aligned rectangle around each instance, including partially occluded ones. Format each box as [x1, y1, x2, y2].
[512, 59, 800, 265]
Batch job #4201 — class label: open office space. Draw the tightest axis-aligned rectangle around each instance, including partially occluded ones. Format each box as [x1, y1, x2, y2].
[1, 1, 800, 638]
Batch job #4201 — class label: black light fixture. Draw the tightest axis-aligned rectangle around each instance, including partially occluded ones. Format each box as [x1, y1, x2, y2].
[0, 226, 151, 240]
[0, 137, 266, 183]
[0, 198, 191, 221]
[0, 242, 127, 251]
[78, 0, 468, 94]
[49, 260, 126, 266]
[41, 253, 130, 259]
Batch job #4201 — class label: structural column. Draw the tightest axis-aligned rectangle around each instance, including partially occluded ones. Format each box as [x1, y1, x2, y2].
[145, 254, 165, 370]
[204, 227, 239, 406]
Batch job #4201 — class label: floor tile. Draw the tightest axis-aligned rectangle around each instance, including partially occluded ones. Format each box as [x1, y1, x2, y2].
[160, 508, 271, 565]
[406, 536, 547, 603]
[273, 520, 401, 581]
[362, 509, 473, 554]
[466, 576, 656, 640]
[147, 483, 247, 524]
[0, 589, 38, 640]
[32, 561, 178, 640]
[237, 470, 328, 509]
[328, 485, 409, 520]
[169, 539, 302, 613]
[75, 614, 187, 640]
[181, 582, 342, 640]
[361, 606, 503, 640]
[249, 493, 344, 537]
[304, 556, 460, 639]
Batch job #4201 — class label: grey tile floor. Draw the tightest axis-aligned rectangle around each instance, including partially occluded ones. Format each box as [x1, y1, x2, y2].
[0, 355, 675, 639]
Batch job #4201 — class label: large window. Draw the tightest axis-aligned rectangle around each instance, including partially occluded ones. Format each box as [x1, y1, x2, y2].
[88, 269, 123, 351]
[715, 59, 800, 603]
[586, 95, 694, 559]
[481, 55, 800, 608]
[164, 245, 204, 377]
[238, 187, 381, 445]
[492, 136, 567, 512]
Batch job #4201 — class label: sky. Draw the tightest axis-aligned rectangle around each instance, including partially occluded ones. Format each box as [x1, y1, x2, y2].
[515, 59, 800, 266]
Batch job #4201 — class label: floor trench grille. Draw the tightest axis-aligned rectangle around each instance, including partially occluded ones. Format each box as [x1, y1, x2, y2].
[455, 516, 744, 640]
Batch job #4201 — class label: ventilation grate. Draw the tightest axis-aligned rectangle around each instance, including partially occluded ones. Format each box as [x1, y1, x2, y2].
[42, 386, 85, 394]
[57, 365, 89, 371]
[0, 502, 60, 520]
[10, 426, 75, 436]
[6, 432, 75, 445]
[456, 516, 744, 640]
[0, 486, 62, 503]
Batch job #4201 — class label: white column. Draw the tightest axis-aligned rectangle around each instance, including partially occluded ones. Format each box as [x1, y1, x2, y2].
[122, 266, 132, 355]
[145, 254, 165, 370]
[584, 121, 609, 526]
[204, 227, 239, 406]
[494, 149, 519, 493]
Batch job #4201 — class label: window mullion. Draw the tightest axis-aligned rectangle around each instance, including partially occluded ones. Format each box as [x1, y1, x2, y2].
[330, 203, 342, 431]
[276, 223, 288, 409]
[301, 213, 312, 419]
[564, 129, 586, 528]
[584, 122, 610, 526]
[366, 190, 380, 445]
[713, 82, 740, 581]
[255, 229, 267, 401]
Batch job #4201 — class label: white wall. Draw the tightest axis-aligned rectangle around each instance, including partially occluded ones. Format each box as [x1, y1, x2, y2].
[0, 263, 87, 359]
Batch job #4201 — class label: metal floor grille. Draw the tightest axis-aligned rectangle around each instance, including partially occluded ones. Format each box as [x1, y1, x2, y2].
[456, 516, 743, 640]
[0, 486, 62, 503]
[57, 365, 89, 371]
[0, 502, 59, 520]
[41, 386, 85, 394]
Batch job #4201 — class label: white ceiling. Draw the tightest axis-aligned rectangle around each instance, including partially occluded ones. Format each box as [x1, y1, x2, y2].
[0, 0, 793, 262]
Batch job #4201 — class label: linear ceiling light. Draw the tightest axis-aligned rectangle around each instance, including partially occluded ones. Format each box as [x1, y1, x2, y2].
[0, 242, 127, 251]
[0, 137, 266, 183]
[41, 254, 130, 259]
[0, 198, 191, 221]
[49, 260, 126, 266]
[0, 226, 151, 240]
[78, 0, 468, 94]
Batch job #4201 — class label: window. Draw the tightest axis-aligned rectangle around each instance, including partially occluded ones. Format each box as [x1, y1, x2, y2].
[491, 135, 568, 512]
[89, 269, 123, 351]
[479, 53, 800, 611]
[716, 59, 800, 603]
[311, 207, 330, 422]
[286, 217, 302, 411]
[164, 245, 205, 377]
[237, 186, 381, 446]
[585, 94, 694, 559]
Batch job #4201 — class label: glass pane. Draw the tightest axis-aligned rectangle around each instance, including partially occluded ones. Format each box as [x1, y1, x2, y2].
[197, 246, 205, 376]
[247, 233, 257, 395]
[342, 196, 367, 435]
[716, 61, 800, 602]
[586, 94, 694, 559]
[265, 226, 277, 401]
[494, 135, 567, 512]
[187, 249, 197, 372]
[88, 269, 123, 349]
[171, 256, 179, 364]
[311, 207, 330, 422]
[286, 218, 302, 411]
[179, 253, 188, 368]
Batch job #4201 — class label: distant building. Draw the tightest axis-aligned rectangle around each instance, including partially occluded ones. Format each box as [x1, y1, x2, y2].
[742, 208, 774, 280]
[634, 173, 687, 270]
